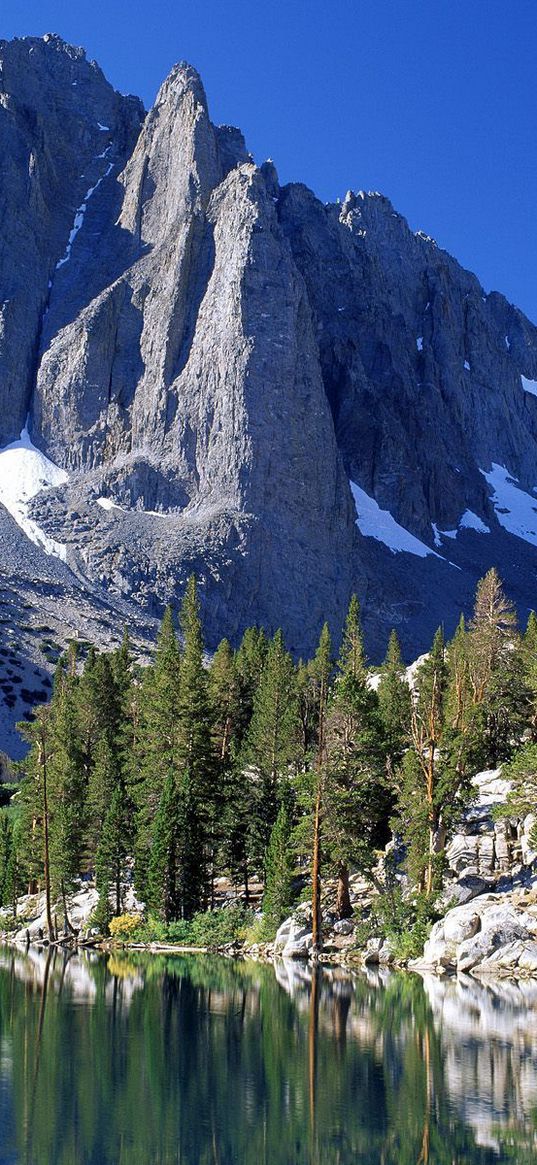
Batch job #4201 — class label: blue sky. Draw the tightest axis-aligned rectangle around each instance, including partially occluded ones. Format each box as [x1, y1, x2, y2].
[3, 0, 537, 322]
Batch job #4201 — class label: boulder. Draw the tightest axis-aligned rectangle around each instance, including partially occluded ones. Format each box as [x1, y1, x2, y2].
[363, 938, 383, 965]
[444, 911, 480, 945]
[274, 914, 313, 960]
[440, 875, 491, 908]
[333, 919, 354, 936]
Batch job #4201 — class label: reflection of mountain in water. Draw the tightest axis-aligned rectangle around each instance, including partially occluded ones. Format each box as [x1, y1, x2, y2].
[0, 946, 536, 1163]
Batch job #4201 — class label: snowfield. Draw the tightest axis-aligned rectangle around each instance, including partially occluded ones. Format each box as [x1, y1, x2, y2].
[481, 463, 537, 547]
[0, 424, 68, 558]
[350, 481, 442, 559]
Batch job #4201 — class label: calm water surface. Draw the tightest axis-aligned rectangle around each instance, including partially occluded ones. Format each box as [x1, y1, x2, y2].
[0, 945, 536, 1164]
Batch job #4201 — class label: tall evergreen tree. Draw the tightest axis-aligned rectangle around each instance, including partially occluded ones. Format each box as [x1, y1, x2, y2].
[522, 610, 537, 741]
[95, 783, 133, 926]
[377, 630, 412, 776]
[468, 569, 529, 765]
[235, 626, 268, 743]
[309, 622, 333, 953]
[0, 811, 13, 908]
[394, 626, 469, 896]
[242, 629, 299, 873]
[176, 576, 215, 909]
[133, 605, 181, 897]
[46, 676, 86, 930]
[323, 597, 387, 918]
[261, 803, 295, 937]
[147, 771, 181, 924]
[209, 639, 252, 900]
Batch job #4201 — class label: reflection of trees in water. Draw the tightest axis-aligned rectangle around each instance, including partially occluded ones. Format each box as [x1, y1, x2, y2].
[0, 949, 536, 1164]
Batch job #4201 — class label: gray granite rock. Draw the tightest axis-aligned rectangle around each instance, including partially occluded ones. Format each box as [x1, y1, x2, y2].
[2, 35, 537, 754]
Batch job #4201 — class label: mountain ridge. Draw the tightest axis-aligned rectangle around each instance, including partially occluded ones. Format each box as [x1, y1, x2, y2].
[1, 34, 537, 753]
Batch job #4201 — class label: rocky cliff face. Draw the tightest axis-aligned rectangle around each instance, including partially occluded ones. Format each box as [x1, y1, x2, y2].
[1, 35, 537, 747]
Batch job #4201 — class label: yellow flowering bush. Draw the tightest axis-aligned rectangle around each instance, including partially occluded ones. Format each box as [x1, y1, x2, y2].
[108, 913, 143, 941]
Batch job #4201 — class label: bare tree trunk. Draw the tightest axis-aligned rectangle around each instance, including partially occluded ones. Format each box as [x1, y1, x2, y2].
[38, 729, 55, 941]
[311, 781, 322, 960]
[335, 864, 352, 919]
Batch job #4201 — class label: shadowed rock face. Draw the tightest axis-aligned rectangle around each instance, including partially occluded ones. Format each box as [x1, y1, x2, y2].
[1, 34, 537, 700]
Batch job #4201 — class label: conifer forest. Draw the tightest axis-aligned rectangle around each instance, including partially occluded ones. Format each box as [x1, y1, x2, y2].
[1, 568, 536, 953]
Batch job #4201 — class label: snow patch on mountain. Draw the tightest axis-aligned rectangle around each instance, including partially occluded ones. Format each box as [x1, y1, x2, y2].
[459, 509, 490, 534]
[56, 159, 114, 269]
[0, 426, 68, 558]
[350, 482, 442, 559]
[96, 496, 123, 512]
[432, 510, 491, 546]
[481, 464, 537, 546]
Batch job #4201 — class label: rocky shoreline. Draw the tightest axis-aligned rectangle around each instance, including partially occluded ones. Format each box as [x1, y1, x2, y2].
[3, 768, 537, 978]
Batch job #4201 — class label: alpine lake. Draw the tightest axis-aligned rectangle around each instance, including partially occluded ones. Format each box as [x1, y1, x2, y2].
[0, 945, 536, 1164]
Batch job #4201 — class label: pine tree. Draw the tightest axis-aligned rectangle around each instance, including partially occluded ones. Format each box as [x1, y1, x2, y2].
[46, 676, 86, 931]
[522, 611, 537, 741]
[242, 629, 299, 873]
[176, 576, 215, 909]
[146, 764, 204, 923]
[323, 597, 387, 918]
[0, 811, 13, 908]
[147, 771, 181, 923]
[498, 743, 537, 852]
[394, 625, 474, 896]
[18, 706, 57, 936]
[377, 630, 412, 775]
[404, 627, 448, 895]
[235, 626, 268, 742]
[209, 638, 241, 765]
[133, 605, 181, 897]
[87, 735, 118, 856]
[309, 622, 333, 953]
[95, 783, 133, 926]
[468, 568, 518, 700]
[261, 803, 295, 937]
[468, 570, 529, 765]
[3, 823, 23, 918]
[209, 639, 251, 900]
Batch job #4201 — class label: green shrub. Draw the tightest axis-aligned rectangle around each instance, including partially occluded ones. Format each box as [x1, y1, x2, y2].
[353, 885, 438, 961]
[165, 920, 194, 945]
[190, 905, 254, 947]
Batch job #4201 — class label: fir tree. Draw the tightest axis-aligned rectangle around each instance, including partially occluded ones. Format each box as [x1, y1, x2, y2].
[242, 629, 299, 873]
[309, 622, 333, 952]
[261, 803, 295, 937]
[146, 765, 203, 923]
[209, 638, 241, 765]
[468, 570, 529, 765]
[235, 626, 268, 743]
[0, 811, 13, 908]
[176, 576, 215, 908]
[46, 676, 86, 930]
[522, 611, 537, 741]
[133, 605, 181, 896]
[377, 630, 412, 775]
[395, 627, 464, 896]
[324, 598, 387, 918]
[95, 783, 133, 926]
[147, 771, 181, 923]
[209, 639, 252, 900]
